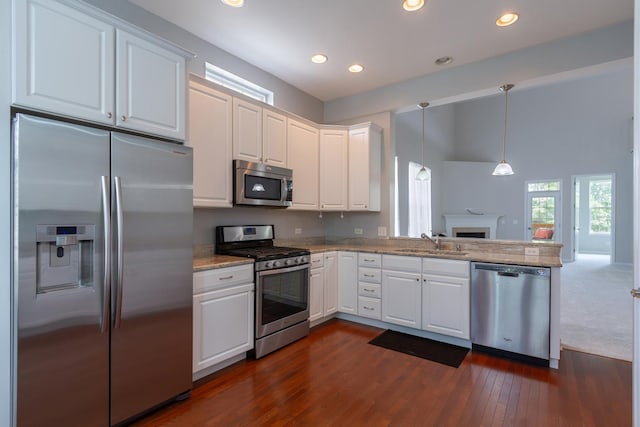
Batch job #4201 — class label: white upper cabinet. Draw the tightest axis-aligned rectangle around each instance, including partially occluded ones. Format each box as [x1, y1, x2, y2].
[287, 118, 319, 210]
[348, 124, 382, 211]
[262, 109, 288, 167]
[233, 98, 262, 162]
[13, 0, 115, 124]
[116, 29, 185, 140]
[13, 0, 188, 140]
[187, 78, 233, 208]
[319, 128, 348, 211]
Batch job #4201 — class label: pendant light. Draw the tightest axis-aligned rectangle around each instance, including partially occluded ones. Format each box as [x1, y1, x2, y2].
[492, 84, 515, 176]
[416, 102, 431, 181]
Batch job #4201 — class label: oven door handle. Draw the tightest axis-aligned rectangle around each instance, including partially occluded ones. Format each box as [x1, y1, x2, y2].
[257, 263, 310, 278]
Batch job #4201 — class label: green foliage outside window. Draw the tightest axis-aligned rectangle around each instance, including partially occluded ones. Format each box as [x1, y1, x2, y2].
[589, 180, 612, 233]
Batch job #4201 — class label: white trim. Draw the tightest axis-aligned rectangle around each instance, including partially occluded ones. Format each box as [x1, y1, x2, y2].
[205, 62, 274, 105]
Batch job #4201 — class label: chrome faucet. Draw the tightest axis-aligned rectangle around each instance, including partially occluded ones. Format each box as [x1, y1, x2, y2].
[420, 233, 440, 250]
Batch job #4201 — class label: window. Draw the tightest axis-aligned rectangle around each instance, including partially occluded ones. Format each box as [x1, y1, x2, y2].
[526, 180, 561, 241]
[205, 62, 274, 105]
[589, 179, 612, 233]
[407, 162, 431, 238]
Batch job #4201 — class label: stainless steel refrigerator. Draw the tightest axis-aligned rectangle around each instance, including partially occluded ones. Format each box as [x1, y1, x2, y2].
[12, 113, 193, 426]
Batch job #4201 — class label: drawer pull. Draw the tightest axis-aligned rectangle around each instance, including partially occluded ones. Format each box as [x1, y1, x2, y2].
[363, 274, 375, 278]
[363, 306, 375, 311]
[364, 259, 375, 262]
[312, 259, 321, 263]
[364, 288, 375, 293]
[219, 275, 234, 280]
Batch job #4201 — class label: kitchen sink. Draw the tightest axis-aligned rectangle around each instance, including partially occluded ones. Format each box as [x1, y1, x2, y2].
[395, 248, 467, 256]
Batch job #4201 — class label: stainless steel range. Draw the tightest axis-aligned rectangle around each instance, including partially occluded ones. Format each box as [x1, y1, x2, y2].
[216, 225, 310, 358]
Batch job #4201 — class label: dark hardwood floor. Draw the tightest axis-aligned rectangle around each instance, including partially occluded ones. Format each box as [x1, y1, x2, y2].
[132, 319, 632, 426]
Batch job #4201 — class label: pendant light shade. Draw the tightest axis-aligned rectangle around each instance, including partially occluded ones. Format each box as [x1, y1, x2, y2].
[492, 84, 515, 176]
[416, 102, 430, 181]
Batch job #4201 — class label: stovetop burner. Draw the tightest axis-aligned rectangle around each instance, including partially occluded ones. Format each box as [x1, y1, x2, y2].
[224, 246, 310, 261]
[215, 225, 310, 271]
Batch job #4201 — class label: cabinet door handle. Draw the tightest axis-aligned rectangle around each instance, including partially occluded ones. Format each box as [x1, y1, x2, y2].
[107, 112, 112, 119]
[121, 115, 126, 121]
[219, 275, 234, 280]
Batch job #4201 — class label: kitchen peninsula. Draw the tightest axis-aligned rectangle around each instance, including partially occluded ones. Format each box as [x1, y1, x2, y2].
[193, 236, 562, 372]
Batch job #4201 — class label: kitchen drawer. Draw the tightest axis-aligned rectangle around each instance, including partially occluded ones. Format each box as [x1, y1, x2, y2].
[193, 264, 254, 294]
[382, 254, 422, 273]
[358, 282, 381, 298]
[310, 252, 324, 268]
[359, 253, 382, 268]
[358, 296, 381, 320]
[422, 258, 470, 278]
[358, 267, 381, 283]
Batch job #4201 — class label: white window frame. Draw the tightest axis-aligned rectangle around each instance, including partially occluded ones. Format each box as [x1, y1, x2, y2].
[524, 179, 562, 242]
[205, 62, 274, 105]
[407, 161, 432, 238]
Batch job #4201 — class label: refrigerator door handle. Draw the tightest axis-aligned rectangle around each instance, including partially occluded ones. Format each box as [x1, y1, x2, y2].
[101, 176, 111, 333]
[114, 176, 124, 328]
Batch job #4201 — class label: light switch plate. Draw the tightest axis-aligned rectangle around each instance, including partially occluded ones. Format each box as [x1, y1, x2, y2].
[294, 228, 302, 235]
[525, 247, 540, 256]
[354, 228, 363, 235]
[378, 226, 387, 237]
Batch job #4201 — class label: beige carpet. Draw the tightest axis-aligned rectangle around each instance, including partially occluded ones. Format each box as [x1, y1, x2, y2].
[560, 254, 633, 361]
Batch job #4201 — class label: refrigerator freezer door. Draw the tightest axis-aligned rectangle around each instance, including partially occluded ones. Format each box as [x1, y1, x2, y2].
[109, 133, 193, 424]
[14, 114, 110, 426]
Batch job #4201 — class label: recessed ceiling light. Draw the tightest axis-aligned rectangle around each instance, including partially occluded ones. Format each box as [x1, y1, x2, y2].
[348, 64, 364, 73]
[221, 0, 244, 7]
[496, 12, 519, 27]
[311, 54, 328, 64]
[435, 56, 453, 66]
[402, 0, 424, 12]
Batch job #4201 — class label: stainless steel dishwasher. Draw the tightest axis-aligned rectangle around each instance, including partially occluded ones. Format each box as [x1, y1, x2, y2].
[471, 262, 551, 362]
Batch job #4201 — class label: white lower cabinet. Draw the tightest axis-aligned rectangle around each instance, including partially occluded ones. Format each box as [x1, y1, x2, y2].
[192, 265, 254, 378]
[381, 270, 422, 328]
[310, 252, 338, 324]
[309, 254, 325, 323]
[422, 258, 470, 340]
[338, 251, 358, 314]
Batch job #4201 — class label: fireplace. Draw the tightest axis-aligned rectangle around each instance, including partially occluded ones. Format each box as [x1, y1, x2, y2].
[452, 227, 489, 238]
[443, 214, 502, 239]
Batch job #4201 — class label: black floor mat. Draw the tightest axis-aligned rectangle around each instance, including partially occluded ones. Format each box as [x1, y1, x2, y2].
[369, 330, 469, 368]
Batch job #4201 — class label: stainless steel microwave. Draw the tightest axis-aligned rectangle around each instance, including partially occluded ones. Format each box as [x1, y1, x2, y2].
[234, 160, 293, 207]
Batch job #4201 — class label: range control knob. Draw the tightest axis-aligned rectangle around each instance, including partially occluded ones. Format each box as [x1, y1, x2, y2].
[284, 259, 291, 266]
[297, 257, 304, 264]
[265, 262, 272, 269]
[273, 260, 279, 268]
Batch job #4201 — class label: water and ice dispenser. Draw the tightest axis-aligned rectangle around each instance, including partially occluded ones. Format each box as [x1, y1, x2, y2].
[35, 225, 95, 293]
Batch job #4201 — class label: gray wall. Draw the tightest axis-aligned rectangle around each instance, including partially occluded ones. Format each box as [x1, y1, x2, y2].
[395, 104, 456, 236]
[443, 66, 633, 262]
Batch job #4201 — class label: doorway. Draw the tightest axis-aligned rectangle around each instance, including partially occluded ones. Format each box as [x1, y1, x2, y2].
[572, 174, 615, 263]
[525, 180, 561, 242]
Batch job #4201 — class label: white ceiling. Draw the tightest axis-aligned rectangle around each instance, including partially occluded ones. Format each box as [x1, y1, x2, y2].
[130, 0, 633, 102]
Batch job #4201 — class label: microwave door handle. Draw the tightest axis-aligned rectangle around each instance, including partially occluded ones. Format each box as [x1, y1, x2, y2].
[281, 177, 288, 202]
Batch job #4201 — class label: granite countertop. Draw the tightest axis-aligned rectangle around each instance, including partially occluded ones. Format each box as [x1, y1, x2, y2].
[193, 238, 563, 272]
[192, 246, 254, 272]
[293, 242, 562, 268]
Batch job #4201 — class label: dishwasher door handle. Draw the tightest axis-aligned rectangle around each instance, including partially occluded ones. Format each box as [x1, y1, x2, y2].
[498, 271, 520, 278]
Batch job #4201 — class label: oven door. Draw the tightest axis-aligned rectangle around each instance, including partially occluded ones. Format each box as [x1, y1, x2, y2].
[256, 263, 310, 338]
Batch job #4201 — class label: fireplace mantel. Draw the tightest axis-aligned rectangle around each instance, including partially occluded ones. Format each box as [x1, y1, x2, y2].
[443, 214, 503, 239]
